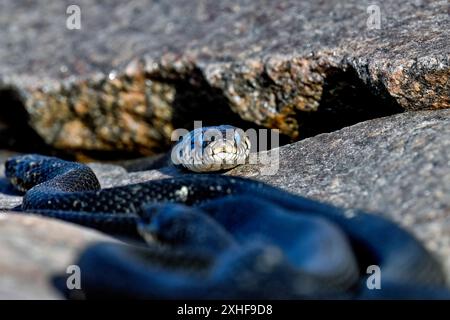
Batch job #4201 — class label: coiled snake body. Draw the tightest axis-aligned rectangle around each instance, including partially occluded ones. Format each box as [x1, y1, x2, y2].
[4, 126, 450, 299]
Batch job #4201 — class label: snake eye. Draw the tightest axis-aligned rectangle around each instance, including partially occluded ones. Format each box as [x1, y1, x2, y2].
[234, 132, 241, 144]
[210, 136, 216, 141]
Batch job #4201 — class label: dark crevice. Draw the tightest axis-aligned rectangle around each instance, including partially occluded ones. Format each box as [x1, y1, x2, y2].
[155, 67, 268, 135]
[0, 89, 74, 158]
[295, 66, 404, 139]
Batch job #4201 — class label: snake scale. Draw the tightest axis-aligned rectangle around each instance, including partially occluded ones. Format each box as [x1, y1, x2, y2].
[4, 125, 450, 299]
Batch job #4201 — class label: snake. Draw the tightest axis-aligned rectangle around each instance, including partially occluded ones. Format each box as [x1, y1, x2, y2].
[3, 125, 450, 299]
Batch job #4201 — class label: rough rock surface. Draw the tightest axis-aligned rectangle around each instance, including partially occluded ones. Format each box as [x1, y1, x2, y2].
[0, 0, 448, 155]
[0, 213, 117, 299]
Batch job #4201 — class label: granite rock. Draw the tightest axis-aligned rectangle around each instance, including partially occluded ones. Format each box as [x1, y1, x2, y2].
[0, 0, 448, 155]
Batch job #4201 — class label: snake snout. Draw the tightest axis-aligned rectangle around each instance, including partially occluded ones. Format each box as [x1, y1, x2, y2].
[210, 140, 236, 154]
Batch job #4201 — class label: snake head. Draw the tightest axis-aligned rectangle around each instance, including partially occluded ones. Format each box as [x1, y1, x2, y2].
[172, 125, 251, 172]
